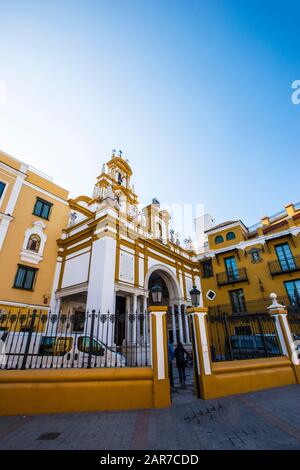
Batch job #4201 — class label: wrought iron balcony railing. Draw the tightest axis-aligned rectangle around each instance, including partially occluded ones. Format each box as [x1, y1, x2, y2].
[268, 255, 300, 276]
[216, 268, 248, 287]
[208, 296, 300, 315]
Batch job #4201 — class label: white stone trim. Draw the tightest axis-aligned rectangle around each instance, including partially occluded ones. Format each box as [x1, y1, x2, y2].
[23, 180, 69, 205]
[0, 178, 9, 208]
[152, 311, 166, 380]
[195, 312, 212, 375]
[0, 300, 49, 310]
[20, 220, 47, 265]
[205, 220, 248, 236]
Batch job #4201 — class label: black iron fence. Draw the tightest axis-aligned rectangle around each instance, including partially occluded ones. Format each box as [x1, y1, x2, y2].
[208, 297, 300, 316]
[0, 310, 151, 370]
[287, 315, 300, 339]
[207, 312, 283, 362]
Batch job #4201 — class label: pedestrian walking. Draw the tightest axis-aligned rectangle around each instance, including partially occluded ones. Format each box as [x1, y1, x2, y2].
[168, 341, 174, 388]
[174, 341, 187, 388]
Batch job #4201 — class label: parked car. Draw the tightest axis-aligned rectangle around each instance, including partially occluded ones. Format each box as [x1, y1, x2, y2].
[227, 334, 281, 360]
[0, 331, 127, 369]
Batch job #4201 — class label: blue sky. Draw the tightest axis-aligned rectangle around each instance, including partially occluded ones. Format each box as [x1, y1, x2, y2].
[0, 0, 299, 230]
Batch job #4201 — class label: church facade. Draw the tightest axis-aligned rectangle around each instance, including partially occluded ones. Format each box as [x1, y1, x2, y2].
[50, 152, 202, 345]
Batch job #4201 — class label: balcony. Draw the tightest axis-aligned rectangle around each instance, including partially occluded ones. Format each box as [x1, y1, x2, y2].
[216, 268, 248, 287]
[268, 256, 300, 276]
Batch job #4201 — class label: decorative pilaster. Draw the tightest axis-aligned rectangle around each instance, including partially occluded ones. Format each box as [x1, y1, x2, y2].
[148, 305, 171, 408]
[187, 306, 212, 399]
[267, 293, 300, 383]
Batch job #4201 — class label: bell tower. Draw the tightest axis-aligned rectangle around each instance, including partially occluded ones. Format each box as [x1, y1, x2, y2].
[93, 150, 138, 216]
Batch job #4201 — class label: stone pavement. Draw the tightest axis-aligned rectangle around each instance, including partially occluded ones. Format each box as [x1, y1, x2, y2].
[0, 384, 300, 450]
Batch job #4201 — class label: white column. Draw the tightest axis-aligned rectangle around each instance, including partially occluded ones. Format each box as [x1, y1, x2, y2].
[132, 294, 137, 343]
[49, 258, 63, 310]
[183, 305, 191, 343]
[177, 302, 184, 343]
[125, 295, 131, 343]
[171, 304, 177, 345]
[0, 165, 27, 251]
[54, 298, 61, 314]
[142, 296, 148, 344]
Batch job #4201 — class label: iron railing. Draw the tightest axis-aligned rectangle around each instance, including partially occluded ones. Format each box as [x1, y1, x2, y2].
[207, 312, 282, 362]
[287, 315, 300, 339]
[268, 256, 300, 276]
[0, 310, 151, 370]
[208, 297, 300, 315]
[216, 268, 248, 287]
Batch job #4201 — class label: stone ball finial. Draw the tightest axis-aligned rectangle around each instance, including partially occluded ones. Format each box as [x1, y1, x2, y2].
[270, 292, 277, 301]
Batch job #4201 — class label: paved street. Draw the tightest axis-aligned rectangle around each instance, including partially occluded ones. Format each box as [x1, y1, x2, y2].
[1, 380, 300, 450]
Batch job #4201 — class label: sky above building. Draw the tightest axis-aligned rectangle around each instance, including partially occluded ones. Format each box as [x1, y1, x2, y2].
[0, 0, 299, 234]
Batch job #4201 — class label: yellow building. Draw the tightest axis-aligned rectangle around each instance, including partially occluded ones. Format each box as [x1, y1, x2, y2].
[198, 203, 300, 314]
[0, 150, 69, 320]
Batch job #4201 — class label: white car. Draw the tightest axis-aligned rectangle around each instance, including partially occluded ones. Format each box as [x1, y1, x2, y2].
[0, 331, 127, 369]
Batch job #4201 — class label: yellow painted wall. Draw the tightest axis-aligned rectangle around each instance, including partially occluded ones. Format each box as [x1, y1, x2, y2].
[200, 357, 297, 399]
[0, 368, 155, 415]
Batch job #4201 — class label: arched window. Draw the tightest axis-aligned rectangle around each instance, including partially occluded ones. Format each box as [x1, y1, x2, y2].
[215, 235, 224, 245]
[27, 234, 41, 252]
[156, 222, 163, 240]
[226, 231, 236, 241]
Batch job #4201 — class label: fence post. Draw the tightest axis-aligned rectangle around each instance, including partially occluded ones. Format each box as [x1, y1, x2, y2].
[87, 310, 96, 369]
[267, 293, 300, 383]
[21, 310, 37, 370]
[186, 306, 212, 399]
[149, 305, 171, 408]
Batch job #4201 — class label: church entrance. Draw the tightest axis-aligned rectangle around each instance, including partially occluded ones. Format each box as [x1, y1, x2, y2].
[147, 267, 195, 396]
[115, 295, 126, 346]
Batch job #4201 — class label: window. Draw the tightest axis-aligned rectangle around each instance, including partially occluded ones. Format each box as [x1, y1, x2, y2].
[229, 289, 246, 313]
[226, 231, 236, 241]
[215, 235, 224, 244]
[72, 311, 85, 332]
[33, 198, 52, 220]
[156, 222, 163, 240]
[77, 337, 105, 356]
[14, 265, 38, 290]
[234, 325, 252, 336]
[38, 336, 73, 356]
[0, 181, 6, 200]
[285, 280, 300, 307]
[225, 256, 239, 280]
[26, 234, 41, 252]
[275, 243, 296, 271]
[201, 260, 213, 278]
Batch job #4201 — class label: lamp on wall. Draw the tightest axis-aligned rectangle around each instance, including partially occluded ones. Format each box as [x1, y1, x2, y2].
[190, 286, 200, 307]
[151, 285, 162, 305]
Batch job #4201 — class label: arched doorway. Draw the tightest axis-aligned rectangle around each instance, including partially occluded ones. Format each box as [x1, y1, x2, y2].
[146, 265, 195, 394]
[145, 265, 190, 346]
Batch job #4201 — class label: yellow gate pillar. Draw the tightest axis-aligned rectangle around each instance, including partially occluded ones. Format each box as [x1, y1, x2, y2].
[186, 306, 212, 399]
[267, 293, 300, 383]
[149, 306, 171, 408]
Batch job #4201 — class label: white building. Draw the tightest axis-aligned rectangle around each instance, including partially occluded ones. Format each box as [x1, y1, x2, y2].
[50, 152, 202, 345]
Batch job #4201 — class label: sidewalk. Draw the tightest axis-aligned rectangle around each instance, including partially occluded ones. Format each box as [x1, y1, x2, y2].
[0, 384, 300, 450]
